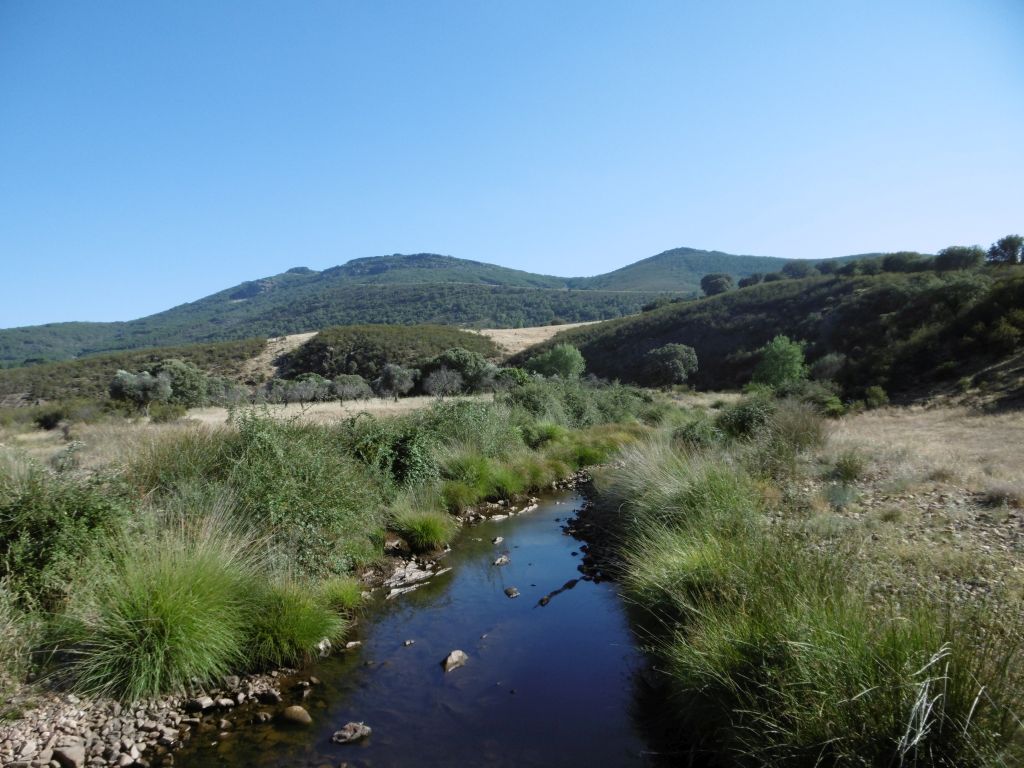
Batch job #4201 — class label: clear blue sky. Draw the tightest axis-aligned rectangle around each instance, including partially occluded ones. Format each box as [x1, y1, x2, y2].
[1, 1, 1022, 327]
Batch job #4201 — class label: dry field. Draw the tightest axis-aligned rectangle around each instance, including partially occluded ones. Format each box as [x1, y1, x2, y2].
[239, 332, 316, 381]
[472, 322, 598, 359]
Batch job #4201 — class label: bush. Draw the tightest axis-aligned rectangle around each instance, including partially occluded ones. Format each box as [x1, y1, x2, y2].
[751, 334, 807, 389]
[864, 385, 889, 409]
[0, 465, 131, 608]
[524, 343, 586, 378]
[671, 415, 723, 450]
[247, 579, 345, 669]
[148, 401, 188, 423]
[644, 343, 698, 387]
[63, 514, 263, 701]
[715, 395, 776, 439]
[391, 507, 458, 553]
[831, 449, 867, 483]
[317, 576, 364, 613]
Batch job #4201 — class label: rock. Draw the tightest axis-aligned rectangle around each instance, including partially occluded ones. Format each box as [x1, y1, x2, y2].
[316, 638, 332, 657]
[403, 639, 415, 647]
[504, 586, 520, 599]
[493, 554, 510, 566]
[215, 698, 235, 709]
[257, 690, 282, 705]
[442, 650, 468, 672]
[345, 641, 362, 650]
[279, 706, 312, 726]
[222, 675, 240, 690]
[52, 746, 86, 768]
[492, 536, 504, 544]
[184, 697, 214, 713]
[331, 722, 372, 744]
[254, 712, 273, 724]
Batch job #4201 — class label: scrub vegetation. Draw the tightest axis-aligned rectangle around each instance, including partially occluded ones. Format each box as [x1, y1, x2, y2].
[590, 389, 1024, 767]
[0, 374, 661, 702]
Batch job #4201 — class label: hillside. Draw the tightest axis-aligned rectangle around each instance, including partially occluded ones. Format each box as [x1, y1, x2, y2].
[0, 249, 834, 366]
[517, 265, 1024, 400]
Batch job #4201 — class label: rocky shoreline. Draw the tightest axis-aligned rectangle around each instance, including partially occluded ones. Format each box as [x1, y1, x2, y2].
[0, 476, 587, 768]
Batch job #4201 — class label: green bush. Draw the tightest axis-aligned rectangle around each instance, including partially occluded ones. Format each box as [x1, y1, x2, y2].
[63, 514, 263, 701]
[0, 465, 131, 608]
[391, 507, 458, 553]
[524, 343, 586, 378]
[148, 401, 188, 423]
[864, 385, 890, 409]
[247, 579, 345, 669]
[831, 449, 867, 483]
[715, 395, 776, 439]
[752, 334, 807, 389]
[317, 576, 364, 614]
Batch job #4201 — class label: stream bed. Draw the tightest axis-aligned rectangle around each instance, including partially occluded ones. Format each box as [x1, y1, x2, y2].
[177, 492, 653, 767]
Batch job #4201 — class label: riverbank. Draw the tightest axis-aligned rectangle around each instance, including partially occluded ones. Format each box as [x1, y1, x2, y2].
[583, 396, 1024, 766]
[1, 380, 664, 765]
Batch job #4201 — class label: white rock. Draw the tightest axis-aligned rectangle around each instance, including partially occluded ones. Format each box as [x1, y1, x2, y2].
[443, 649, 469, 672]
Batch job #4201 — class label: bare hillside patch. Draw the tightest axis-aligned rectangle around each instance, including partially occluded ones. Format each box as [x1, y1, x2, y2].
[472, 322, 598, 360]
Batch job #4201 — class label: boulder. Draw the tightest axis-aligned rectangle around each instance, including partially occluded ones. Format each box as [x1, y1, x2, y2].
[493, 554, 510, 566]
[331, 722, 372, 744]
[504, 586, 520, 599]
[53, 745, 87, 768]
[279, 705, 312, 726]
[443, 650, 469, 672]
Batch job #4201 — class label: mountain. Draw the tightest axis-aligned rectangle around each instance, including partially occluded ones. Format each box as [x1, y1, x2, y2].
[568, 247, 790, 292]
[1, 249, 833, 367]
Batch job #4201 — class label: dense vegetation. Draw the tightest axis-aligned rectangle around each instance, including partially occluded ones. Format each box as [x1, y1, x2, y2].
[280, 324, 498, 381]
[591, 393, 1024, 766]
[0, 377, 664, 701]
[0, 338, 265, 402]
[1, 249, 865, 366]
[523, 263, 1024, 399]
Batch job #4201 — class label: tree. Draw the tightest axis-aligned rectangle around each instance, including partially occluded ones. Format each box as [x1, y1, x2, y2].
[423, 367, 464, 399]
[109, 370, 172, 411]
[752, 335, 807, 389]
[332, 374, 372, 404]
[988, 234, 1023, 265]
[781, 261, 819, 279]
[881, 252, 926, 273]
[524, 343, 586, 378]
[700, 273, 734, 296]
[493, 366, 531, 391]
[153, 358, 207, 407]
[737, 273, 764, 288]
[292, 372, 333, 402]
[645, 344, 698, 387]
[815, 260, 839, 275]
[374, 364, 417, 400]
[935, 245, 985, 271]
[422, 347, 494, 392]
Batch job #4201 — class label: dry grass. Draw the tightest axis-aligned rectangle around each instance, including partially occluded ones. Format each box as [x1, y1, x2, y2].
[829, 405, 1024, 492]
[470, 322, 598, 360]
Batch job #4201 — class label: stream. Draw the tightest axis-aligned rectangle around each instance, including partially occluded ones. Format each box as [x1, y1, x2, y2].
[176, 492, 654, 767]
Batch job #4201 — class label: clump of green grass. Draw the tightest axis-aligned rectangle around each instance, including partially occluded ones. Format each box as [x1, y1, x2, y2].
[831, 449, 868, 483]
[63, 513, 263, 701]
[247, 578, 346, 669]
[0, 581, 35, 698]
[317, 576, 364, 614]
[391, 506, 458, 553]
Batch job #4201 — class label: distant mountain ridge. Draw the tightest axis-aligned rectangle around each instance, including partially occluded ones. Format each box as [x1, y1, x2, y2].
[0, 247, 841, 366]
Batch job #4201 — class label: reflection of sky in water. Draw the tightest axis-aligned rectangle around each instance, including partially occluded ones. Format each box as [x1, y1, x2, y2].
[179, 494, 652, 767]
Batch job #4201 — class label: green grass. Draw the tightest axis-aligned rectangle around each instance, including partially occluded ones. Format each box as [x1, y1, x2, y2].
[63, 513, 264, 701]
[599, 419, 1024, 766]
[247, 579, 346, 669]
[391, 505, 458, 553]
[317, 576, 364, 614]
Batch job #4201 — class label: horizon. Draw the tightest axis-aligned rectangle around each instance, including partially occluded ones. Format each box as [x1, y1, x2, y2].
[2, 1, 1022, 327]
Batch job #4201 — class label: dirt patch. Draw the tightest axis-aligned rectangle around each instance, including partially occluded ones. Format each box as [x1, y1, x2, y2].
[470, 323, 598, 360]
[239, 332, 317, 383]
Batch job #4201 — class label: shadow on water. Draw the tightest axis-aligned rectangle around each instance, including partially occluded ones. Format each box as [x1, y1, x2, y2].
[176, 493, 667, 768]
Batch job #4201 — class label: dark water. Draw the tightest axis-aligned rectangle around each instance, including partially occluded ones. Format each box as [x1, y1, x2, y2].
[178, 494, 653, 768]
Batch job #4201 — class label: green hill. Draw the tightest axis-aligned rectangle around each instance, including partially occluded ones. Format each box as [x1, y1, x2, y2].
[0, 249, 838, 366]
[517, 264, 1024, 400]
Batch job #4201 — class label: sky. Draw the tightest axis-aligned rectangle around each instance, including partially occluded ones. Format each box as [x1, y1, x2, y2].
[1, 1, 1022, 327]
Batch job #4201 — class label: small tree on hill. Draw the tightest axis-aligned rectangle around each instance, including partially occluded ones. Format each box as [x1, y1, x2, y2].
[332, 374, 372, 405]
[109, 370, 172, 411]
[423, 347, 494, 392]
[988, 234, 1023, 265]
[524, 343, 586, 378]
[645, 344, 698, 387]
[752, 335, 807, 389]
[423, 367, 464, 399]
[935, 245, 985, 271]
[781, 261, 819, 279]
[153, 358, 207, 407]
[700, 273, 734, 296]
[737, 273, 764, 288]
[374, 364, 417, 400]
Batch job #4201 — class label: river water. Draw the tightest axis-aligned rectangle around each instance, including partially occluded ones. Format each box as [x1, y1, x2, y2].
[177, 493, 653, 767]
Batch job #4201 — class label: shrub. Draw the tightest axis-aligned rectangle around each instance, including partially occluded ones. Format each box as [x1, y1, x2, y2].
[524, 343, 586, 378]
[864, 385, 889, 409]
[751, 334, 807, 389]
[247, 579, 345, 669]
[391, 507, 458, 553]
[715, 396, 776, 439]
[63, 514, 263, 701]
[152, 359, 208, 407]
[831, 449, 867, 483]
[332, 374, 373, 404]
[317, 576, 364, 614]
[0, 582, 35, 697]
[0, 465, 131, 608]
[644, 343, 698, 387]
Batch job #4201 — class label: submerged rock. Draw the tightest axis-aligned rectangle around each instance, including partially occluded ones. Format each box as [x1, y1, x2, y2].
[504, 586, 520, 598]
[279, 705, 312, 726]
[332, 722, 372, 744]
[443, 649, 469, 672]
[493, 554, 510, 566]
